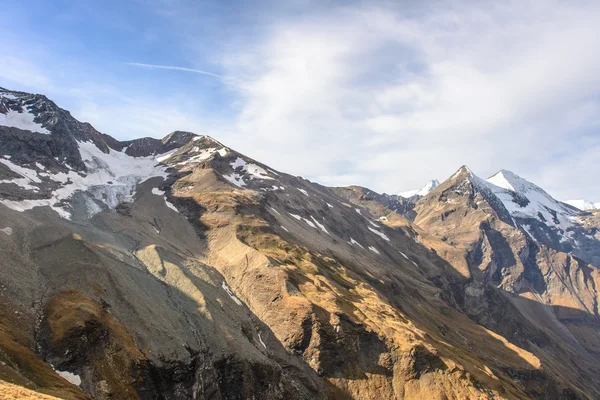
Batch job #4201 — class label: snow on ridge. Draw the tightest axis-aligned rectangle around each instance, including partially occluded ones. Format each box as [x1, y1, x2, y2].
[0, 107, 51, 134]
[224, 157, 274, 186]
[482, 170, 577, 229]
[230, 157, 274, 181]
[0, 141, 171, 219]
[176, 148, 218, 166]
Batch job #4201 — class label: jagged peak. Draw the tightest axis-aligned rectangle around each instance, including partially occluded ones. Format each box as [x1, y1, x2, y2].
[161, 131, 198, 145]
[398, 179, 440, 198]
[447, 165, 476, 182]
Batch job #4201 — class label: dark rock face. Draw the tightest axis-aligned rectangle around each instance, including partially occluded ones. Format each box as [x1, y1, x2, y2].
[122, 131, 200, 157]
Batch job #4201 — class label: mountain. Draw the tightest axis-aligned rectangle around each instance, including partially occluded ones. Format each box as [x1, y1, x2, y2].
[398, 179, 439, 199]
[2, 88, 600, 399]
[565, 199, 600, 211]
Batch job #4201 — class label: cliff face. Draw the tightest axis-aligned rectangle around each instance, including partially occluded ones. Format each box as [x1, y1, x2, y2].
[1, 88, 600, 399]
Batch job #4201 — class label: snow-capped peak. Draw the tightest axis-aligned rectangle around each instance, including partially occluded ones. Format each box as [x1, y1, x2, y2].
[564, 200, 600, 211]
[399, 179, 440, 198]
[0, 89, 51, 134]
[487, 170, 539, 193]
[483, 170, 578, 229]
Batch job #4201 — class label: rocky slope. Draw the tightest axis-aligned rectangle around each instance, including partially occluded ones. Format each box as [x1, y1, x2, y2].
[1, 87, 600, 399]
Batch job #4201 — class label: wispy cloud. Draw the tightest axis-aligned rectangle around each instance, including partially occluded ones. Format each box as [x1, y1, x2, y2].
[126, 62, 221, 78]
[212, 0, 600, 200]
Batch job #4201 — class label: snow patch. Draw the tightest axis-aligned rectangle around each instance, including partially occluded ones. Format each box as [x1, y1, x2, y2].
[223, 173, 246, 187]
[0, 227, 12, 235]
[258, 332, 267, 349]
[297, 188, 309, 196]
[0, 158, 42, 191]
[367, 220, 380, 228]
[0, 107, 51, 134]
[289, 213, 302, 220]
[230, 157, 274, 181]
[176, 148, 217, 166]
[56, 370, 81, 386]
[368, 246, 380, 255]
[165, 199, 178, 212]
[269, 207, 281, 215]
[0, 141, 170, 219]
[349, 237, 364, 249]
[222, 281, 243, 306]
[156, 149, 178, 163]
[304, 218, 316, 228]
[368, 227, 390, 241]
[310, 216, 329, 234]
[399, 251, 418, 266]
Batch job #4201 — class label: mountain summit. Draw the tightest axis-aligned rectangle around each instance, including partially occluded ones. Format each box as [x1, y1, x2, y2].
[2, 88, 600, 399]
[398, 179, 439, 198]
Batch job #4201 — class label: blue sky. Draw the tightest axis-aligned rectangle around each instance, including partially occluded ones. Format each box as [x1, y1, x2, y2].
[1, 0, 599, 200]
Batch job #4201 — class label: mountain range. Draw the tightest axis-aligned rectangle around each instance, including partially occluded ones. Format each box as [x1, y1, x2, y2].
[1, 87, 600, 399]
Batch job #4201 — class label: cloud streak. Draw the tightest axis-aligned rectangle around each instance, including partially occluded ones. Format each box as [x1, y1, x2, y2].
[126, 62, 221, 78]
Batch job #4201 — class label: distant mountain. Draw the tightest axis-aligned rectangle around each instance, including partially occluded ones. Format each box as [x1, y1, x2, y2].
[398, 179, 439, 198]
[2, 87, 600, 399]
[565, 199, 600, 211]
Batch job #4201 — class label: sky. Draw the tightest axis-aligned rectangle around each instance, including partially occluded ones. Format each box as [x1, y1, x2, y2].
[1, 0, 599, 200]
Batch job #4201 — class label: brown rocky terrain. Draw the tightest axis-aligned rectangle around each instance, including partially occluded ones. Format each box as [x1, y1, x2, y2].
[1, 87, 600, 399]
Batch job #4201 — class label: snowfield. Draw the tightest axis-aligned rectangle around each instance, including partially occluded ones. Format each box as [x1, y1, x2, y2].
[0, 107, 51, 134]
[0, 141, 171, 219]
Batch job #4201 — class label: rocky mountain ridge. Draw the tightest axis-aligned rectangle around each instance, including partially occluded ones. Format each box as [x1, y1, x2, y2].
[1, 87, 600, 399]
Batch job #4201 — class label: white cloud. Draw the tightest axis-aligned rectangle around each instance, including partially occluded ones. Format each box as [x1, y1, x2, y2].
[215, 0, 600, 200]
[126, 62, 222, 78]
